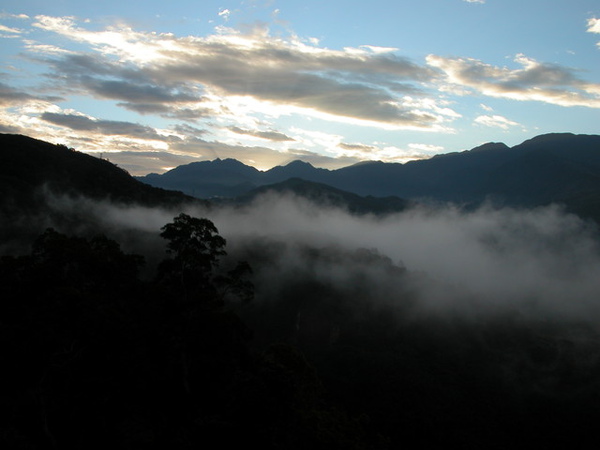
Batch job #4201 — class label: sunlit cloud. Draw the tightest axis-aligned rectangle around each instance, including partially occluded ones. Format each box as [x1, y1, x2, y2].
[218, 9, 231, 21]
[27, 15, 448, 130]
[474, 114, 520, 130]
[408, 142, 444, 154]
[336, 141, 442, 164]
[427, 53, 600, 108]
[588, 18, 600, 48]
[0, 24, 23, 35]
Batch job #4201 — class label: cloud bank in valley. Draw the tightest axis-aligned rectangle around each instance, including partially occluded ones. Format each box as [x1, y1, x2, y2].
[34, 190, 600, 323]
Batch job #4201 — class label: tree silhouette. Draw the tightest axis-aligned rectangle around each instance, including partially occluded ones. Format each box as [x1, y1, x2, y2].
[157, 213, 227, 301]
[160, 213, 226, 272]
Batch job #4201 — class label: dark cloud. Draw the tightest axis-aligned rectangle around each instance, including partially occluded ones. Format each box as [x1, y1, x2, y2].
[0, 82, 36, 104]
[116, 102, 172, 115]
[82, 78, 199, 104]
[0, 82, 62, 106]
[41, 112, 165, 140]
[228, 126, 294, 142]
[338, 142, 376, 151]
[172, 123, 208, 136]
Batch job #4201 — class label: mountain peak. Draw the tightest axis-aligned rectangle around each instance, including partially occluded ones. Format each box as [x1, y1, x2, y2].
[469, 142, 509, 153]
[284, 160, 315, 168]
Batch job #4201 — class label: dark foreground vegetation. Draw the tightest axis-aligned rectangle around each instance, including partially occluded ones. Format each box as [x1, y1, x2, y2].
[0, 214, 382, 450]
[2, 213, 600, 450]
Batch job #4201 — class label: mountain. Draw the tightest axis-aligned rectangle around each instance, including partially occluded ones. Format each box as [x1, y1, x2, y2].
[0, 133, 198, 207]
[261, 160, 332, 185]
[141, 158, 263, 198]
[222, 177, 412, 215]
[0, 133, 201, 244]
[137, 133, 600, 218]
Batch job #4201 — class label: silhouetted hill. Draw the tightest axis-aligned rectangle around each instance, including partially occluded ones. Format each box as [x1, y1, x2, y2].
[262, 160, 332, 185]
[141, 158, 263, 198]
[0, 133, 197, 207]
[0, 133, 202, 246]
[224, 177, 412, 215]
[137, 133, 600, 220]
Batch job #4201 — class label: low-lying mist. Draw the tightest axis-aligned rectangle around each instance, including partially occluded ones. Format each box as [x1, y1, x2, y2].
[14, 189, 600, 323]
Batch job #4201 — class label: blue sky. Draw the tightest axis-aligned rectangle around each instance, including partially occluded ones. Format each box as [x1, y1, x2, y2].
[1, 0, 599, 174]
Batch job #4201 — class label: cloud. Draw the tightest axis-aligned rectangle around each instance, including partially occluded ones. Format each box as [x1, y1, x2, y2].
[474, 114, 520, 130]
[408, 142, 444, 154]
[218, 9, 231, 21]
[81, 78, 200, 104]
[101, 150, 201, 174]
[338, 142, 375, 152]
[0, 24, 23, 35]
[0, 82, 63, 107]
[0, 13, 30, 20]
[588, 18, 600, 34]
[28, 15, 450, 129]
[588, 18, 600, 48]
[40, 112, 167, 140]
[218, 197, 600, 320]
[41, 191, 600, 323]
[463, 0, 485, 3]
[228, 126, 295, 142]
[164, 135, 335, 172]
[0, 82, 37, 105]
[336, 141, 441, 163]
[427, 53, 600, 108]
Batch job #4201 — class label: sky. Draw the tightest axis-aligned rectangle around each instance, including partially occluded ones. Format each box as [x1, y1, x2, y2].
[0, 0, 599, 175]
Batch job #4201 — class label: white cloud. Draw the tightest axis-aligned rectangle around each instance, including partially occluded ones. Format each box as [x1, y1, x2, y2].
[218, 9, 231, 21]
[474, 114, 520, 130]
[587, 18, 600, 34]
[463, 0, 485, 3]
[0, 13, 29, 20]
[408, 142, 444, 153]
[0, 24, 23, 34]
[588, 18, 600, 49]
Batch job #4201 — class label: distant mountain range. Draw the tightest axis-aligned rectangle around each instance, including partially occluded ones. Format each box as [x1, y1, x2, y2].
[3, 132, 600, 226]
[137, 133, 600, 219]
[0, 134, 412, 227]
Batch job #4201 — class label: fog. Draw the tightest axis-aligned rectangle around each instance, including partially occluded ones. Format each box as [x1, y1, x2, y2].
[20, 189, 600, 323]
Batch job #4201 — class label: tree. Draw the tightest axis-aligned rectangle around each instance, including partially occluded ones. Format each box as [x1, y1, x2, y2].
[157, 213, 253, 304]
[160, 213, 226, 274]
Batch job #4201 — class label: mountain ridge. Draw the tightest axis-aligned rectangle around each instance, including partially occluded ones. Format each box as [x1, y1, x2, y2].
[136, 132, 600, 206]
